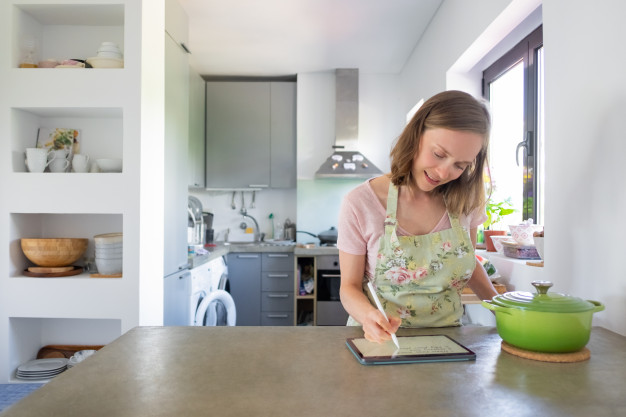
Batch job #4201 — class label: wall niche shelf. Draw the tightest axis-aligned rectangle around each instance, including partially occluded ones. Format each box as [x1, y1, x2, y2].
[12, 3, 124, 69]
[11, 107, 123, 173]
[8, 317, 121, 383]
[10, 213, 123, 279]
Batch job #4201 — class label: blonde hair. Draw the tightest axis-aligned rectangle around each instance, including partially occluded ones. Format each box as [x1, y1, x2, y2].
[390, 90, 491, 216]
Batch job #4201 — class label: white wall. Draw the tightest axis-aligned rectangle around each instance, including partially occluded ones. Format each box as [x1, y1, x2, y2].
[398, 0, 625, 336]
[543, 0, 626, 335]
[294, 71, 403, 240]
[399, 0, 513, 113]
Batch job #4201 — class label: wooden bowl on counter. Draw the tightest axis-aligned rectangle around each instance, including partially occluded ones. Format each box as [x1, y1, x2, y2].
[21, 238, 88, 267]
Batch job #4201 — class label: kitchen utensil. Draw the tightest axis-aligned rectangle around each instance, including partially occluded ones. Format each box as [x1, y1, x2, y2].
[501, 240, 540, 259]
[482, 281, 605, 352]
[23, 266, 83, 278]
[297, 227, 338, 245]
[94, 233, 123, 244]
[25, 148, 55, 172]
[509, 221, 543, 246]
[86, 56, 123, 68]
[95, 257, 122, 275]
[21, 238, 88, 267]
[250, 191, 256, 208]
[231, 191, 236, 209]
[284, 218, 296, 241]
[367, 282, 400, 349]
[72, 153, 90, 172]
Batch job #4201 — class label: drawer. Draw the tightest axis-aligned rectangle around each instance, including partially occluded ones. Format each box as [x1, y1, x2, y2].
[262, 253, 293, 271]
[261, 271, 294, 291]
[261, 312, 294, 326]
[261, 291, 293, 312]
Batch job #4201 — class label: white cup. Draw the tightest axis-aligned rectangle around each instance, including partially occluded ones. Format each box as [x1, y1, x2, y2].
[72, 154, 90, 173]
[48, 149, 70, 173]
[25, 148, 54, 172]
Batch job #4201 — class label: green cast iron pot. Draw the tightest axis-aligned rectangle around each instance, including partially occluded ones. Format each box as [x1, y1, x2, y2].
[482, 281, 605, 353]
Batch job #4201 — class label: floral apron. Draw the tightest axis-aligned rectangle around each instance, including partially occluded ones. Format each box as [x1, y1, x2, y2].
[348, 183, 476, 328]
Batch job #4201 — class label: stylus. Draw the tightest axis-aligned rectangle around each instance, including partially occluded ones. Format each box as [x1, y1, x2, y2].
[367, 282, 400, 349]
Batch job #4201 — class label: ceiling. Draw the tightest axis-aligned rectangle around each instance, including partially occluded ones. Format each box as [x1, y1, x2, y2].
[178, 0, 443, 77]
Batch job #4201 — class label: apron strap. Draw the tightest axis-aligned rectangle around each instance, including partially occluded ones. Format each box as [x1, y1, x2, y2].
[384, 183, 401, 249]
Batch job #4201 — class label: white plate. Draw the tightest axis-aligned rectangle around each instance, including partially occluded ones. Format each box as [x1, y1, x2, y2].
[17, 358, 68, 373]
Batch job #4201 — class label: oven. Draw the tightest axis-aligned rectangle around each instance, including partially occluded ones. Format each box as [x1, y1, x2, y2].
[316, 255, 349, 325]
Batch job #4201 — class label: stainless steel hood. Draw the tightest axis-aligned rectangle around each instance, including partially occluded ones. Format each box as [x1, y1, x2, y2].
[315, 69, 383, 179]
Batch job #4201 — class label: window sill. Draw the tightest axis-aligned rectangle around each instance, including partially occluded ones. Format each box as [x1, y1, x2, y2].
[477, 250, 546, 292]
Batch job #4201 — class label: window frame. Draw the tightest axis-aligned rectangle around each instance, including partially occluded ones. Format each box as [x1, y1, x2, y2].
[483, 25, 543, 221]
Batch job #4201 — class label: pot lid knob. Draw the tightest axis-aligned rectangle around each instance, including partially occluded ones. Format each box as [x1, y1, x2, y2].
[531, 280, 553, 294]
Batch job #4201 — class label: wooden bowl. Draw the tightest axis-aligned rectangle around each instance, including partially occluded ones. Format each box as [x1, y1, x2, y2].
[21, 238, 88, 267]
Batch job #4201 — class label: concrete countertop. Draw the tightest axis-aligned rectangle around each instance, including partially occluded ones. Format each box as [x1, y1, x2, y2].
[188, 242, 339, 269]
[4, 326, 624, 416]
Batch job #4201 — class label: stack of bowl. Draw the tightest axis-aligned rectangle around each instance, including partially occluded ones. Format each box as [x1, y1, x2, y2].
[86, 42, 124, 68]
[94, 233, 122, 275]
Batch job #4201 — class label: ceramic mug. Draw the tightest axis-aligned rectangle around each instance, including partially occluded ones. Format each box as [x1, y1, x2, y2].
[72, 154, 90, 173]
[48, 149, 70, 173]
[25, 148, 54, 172]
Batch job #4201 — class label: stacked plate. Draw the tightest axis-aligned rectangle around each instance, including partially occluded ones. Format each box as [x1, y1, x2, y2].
[16, 358, 68, 380]
[94, 233, 123, 275]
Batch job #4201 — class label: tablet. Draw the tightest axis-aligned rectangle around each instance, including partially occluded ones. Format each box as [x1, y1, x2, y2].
[346, 335, 476, 365]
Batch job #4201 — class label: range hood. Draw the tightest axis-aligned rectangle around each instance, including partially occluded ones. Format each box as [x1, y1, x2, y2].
[315, 69, 383, 179]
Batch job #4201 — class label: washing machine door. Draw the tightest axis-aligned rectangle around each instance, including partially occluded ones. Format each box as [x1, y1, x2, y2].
[194, 290, 237, 326]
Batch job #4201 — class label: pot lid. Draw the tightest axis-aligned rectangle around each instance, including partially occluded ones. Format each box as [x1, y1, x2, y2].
[492, 281, 596, 313]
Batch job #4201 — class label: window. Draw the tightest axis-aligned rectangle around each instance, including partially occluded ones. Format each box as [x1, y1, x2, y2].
[483, 26, 544, 224]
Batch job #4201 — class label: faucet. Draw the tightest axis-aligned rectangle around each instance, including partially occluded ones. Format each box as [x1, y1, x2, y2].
[239, 207, 264, 242]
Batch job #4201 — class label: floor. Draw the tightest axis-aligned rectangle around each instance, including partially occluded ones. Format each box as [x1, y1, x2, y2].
[0, 384, 43, 412]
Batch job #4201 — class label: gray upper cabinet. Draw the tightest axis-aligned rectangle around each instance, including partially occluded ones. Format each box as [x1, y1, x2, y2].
[270, 82, 296, 189]
[205, 81, 296, 189]
[188, 69, 205, 188]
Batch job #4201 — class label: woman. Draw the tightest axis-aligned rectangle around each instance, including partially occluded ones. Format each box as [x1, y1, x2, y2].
[337, 90, 498, 344]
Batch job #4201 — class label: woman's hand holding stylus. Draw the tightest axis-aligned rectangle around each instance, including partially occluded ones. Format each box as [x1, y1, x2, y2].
[362, 309, 402, 344]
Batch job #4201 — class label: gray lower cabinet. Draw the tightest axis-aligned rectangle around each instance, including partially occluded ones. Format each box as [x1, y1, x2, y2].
[261, 253, 294, 326]
[227, 252, 294, 326]
[227, 253, 262, 325]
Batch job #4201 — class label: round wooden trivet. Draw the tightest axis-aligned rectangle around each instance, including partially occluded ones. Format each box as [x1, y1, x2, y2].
[501, 341, 590, 363]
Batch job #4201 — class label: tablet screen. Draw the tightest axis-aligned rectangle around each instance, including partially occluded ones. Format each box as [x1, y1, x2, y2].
[346, 335, 475, 365]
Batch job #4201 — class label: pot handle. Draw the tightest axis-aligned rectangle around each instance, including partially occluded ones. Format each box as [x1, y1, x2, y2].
[481, 300, 512, 315]
[588, 300, 605, 313]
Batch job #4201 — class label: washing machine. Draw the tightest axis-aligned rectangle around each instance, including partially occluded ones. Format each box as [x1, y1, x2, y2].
[190, 256, 236, 326]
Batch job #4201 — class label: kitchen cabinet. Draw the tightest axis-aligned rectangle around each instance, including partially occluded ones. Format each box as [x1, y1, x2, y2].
[227, 252, 294, 326]
[0, 0, 164, 384]
[260, 253, 294, 326]
[164, 28, 190, 276]
[188, 69, 205, 188]
[205, 81, 296, 189]
[163, 270, 191, 326]
[227, 253, 262, 325]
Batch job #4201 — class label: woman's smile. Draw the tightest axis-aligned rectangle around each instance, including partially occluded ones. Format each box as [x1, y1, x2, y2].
[414, 128, 484, 191]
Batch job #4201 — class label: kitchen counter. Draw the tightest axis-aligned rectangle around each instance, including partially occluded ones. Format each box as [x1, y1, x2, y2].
[188, 242, 338, 268]
[3, 326, 624, 416]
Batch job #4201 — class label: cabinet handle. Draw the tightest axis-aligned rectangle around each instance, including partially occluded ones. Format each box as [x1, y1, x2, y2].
[268, 274, 289, 278]
[267, 294, 289, 298]
[266, 314, 289, 318]
[248, 184, 269, 188]
[267, 254, 289, 258]
[320, 273, 341, 278]
[236, 254, 259, 259]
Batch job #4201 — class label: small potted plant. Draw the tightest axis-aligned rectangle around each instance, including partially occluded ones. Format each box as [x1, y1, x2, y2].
[482, 198, 515, 252]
